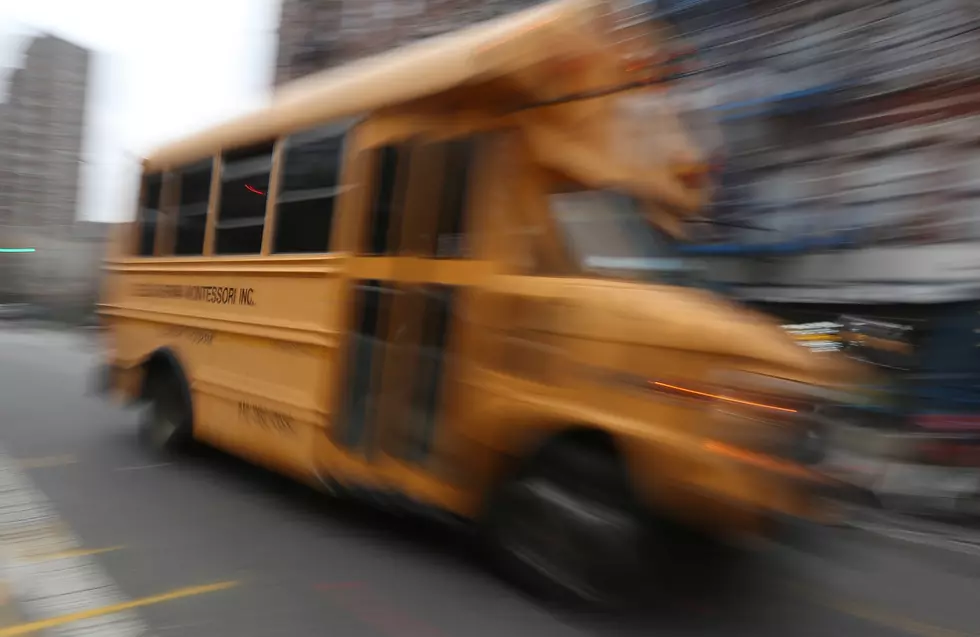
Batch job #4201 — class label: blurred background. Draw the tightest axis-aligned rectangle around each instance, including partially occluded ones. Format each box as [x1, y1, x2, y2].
[6, 0, 980, 326]
[0, 0, 277, 323]
[5, 1, 980, 636]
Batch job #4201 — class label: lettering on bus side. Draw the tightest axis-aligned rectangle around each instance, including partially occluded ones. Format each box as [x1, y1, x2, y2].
[238, 402, 295, 434]
[135, 284, 256, 306]
[163, 325, 214, 345]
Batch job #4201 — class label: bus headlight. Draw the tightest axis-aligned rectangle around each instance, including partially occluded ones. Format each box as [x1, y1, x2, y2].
[615, 370, 836, 465]
[699, 372, 830, 465]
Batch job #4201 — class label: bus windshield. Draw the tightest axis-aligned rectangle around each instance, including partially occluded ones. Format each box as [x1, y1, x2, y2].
[548, 189, 712, 289]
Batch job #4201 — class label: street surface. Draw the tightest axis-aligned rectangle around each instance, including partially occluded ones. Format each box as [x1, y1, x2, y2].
[2, 326, 980, 636]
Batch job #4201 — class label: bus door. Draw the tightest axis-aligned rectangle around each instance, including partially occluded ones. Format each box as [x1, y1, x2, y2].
[378, 138, 485, 492]
[373, 282, 457, 462]
[338, 278, 400, 455]
[330, 142, 409, 475]
[332, 133, 487, 507]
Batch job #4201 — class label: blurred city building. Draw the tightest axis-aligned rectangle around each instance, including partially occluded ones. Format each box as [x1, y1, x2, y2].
[0, 33, 111, 322]
[664, 0, 980, 326]
[274, 0, 542, 85]
[272, 0, 980, 331]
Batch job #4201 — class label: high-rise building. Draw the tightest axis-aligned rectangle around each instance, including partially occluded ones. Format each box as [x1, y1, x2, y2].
[0, 33, 95, 312]
[0, 34, 89, 233]
[273, 0, 541, 87]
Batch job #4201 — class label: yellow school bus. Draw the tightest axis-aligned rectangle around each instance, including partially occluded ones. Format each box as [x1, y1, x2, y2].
[96, 0, 866, 607]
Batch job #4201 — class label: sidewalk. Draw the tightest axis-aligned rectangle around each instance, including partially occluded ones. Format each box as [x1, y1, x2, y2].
[0, 579, 26, 630]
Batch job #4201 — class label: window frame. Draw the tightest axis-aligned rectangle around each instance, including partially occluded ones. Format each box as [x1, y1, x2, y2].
[356, 133, 486, 261]
[154, 171, 179, 256]
[431, 137, 478, 260]
[129, 118, 368, 259]
[360, 141, 413, 257]
[170, 158, 215, 257]
[133, 171, 165, 257]
[268, 119, 354, 255]
[214, 140, 278, 256]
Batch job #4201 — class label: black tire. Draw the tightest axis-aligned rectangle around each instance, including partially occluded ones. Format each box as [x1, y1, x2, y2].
[139, 370, 193, 455]
[486, 442, 652, 610]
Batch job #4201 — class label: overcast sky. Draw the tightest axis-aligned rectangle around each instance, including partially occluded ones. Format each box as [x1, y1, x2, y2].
[0, 0, 282, 223]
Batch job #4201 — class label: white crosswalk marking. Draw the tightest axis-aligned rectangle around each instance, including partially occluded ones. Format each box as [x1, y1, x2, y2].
[0, 445, 151, 637]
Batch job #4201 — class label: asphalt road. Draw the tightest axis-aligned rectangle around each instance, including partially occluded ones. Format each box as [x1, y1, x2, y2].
[2, 327, 980, 637]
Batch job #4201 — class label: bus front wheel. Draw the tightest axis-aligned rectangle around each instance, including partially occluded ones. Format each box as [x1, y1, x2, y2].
[487, 443, 650, 609]
[139, 371, 193, 454]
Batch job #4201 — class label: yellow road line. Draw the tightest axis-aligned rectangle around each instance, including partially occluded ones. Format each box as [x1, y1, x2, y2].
[0, 580, 240, 637]
[15, 455, 77, 470]
[20, 545, 126, 563]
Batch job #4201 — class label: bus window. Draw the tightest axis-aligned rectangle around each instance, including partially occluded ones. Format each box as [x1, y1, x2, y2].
[404, 284, 455, 461]
[137, 173, 163, 256]
[216, 142, 274, 255]
[398, 142, 444, 256]
[274, 125, 346, 253]
[399, 138, 476, 258]
[173, 159, 212, 256]
[364, 144, 410, 255]
[433, 139, 476, 258]
[549, 189, 706, 287]
[339, 279, 397, 450]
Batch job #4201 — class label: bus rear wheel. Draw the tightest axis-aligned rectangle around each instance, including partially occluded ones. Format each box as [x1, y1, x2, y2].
[488, 443, 650, 609]
[139, 371, 193, 454]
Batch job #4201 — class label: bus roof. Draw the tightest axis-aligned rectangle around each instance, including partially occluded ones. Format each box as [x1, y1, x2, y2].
[144, 0, 594, 171]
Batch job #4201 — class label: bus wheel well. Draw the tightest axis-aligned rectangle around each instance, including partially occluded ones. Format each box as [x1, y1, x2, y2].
[494, 425, 634, 510]
[528, 427, 624, 467]
[140, 348, 193, 421]
[138, 348, 195, 452]
[482, 425, 647, 607]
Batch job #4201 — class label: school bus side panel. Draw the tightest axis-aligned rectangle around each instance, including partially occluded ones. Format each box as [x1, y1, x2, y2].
[102, 256, 344, 481]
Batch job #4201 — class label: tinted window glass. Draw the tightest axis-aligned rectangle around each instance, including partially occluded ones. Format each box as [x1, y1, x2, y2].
[138, 173, 163, 256]
[274, 126, 347, 253]
[434, 139, 475, 258]
[364, 145, 408, 256]
[217, 142, 273, 255]
[550, 189, 709, 288]
[174, 160, 212, 255]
